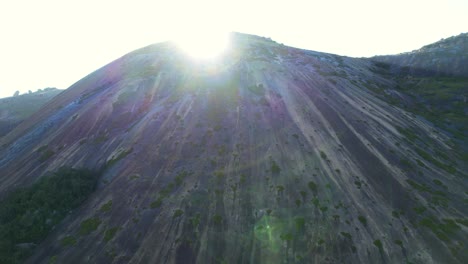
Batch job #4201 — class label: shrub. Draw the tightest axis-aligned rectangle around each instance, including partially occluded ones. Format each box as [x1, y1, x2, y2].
[0, 167, 98, 263]
[103, 227, 120, 242]
[373, 239, 383, 251]
[271, 160, 281, 174]
[320, 151, 328, 160]
[60, 235, 77, 247]
[79, 218, 102, 235]
[213, 214, 223, 225]
[173, 209, 184, 218]
[295, 217, 305, 230]
[308, 181, 317, 192]
[150, 197, 163, 208]
[358, 215, 367, 226]
[100, 200, 113, 213]
[340, 232, 352, 239]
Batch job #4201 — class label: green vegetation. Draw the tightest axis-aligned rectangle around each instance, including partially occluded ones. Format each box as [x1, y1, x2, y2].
[38, 148, 55, 162]
[340, 232, 352, 239]
[213, 214, 223, 225]
[392, 210, 401, 219]
[413, 206, 427, 214]
[295, 217, 305, 231]
[106, 148, 133, 167]
[396, 126, 418, 142]
[173, 209, 184, 218]
[394, 240, 403, 247]
[308, 181, 317, 192]
[60, 235, 77, 247]
[150, 197, 164, 208]
[419, 217, 461, 241]
[280, 233, 293, 241]
[175, 171, 188, 186]
[358, 215, 367, 226]
[455, 219, 468, 227]
[415, 148, 456, 174]
[189, 213, 201, 228]
[103, 227, 120, 242]
[79, 217, 102, 236]
[393, 77, 468, 143]
[100, 200, 113, 213]
[373, 239, 383, 252]
[276, 185, 285, 193]
[406, 179, 432, 193]
[0, 167, 98, 264]
[354, 180, 362, 189]
[406, 179, 448, 208]
[247, 83, 265, 96]
[400, 158, 414, 169]
[271, 160, 281, 174]
[319, 151, 328, 160]
[48, 255, 58, 264]
[149, 172, 190, 209]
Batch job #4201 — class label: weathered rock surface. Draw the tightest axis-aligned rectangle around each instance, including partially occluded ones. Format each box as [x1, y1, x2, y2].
[0, 33, 466, 264]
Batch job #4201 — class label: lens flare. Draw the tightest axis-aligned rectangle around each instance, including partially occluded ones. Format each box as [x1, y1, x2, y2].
[173, 30, 230, 60]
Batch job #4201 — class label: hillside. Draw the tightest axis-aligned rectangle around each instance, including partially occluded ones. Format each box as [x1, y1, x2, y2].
[0, 33, 466, 264]
[372, 33, 468, 77]
[0, 88, 62, 138]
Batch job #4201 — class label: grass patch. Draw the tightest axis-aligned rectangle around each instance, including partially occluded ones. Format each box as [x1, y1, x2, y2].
[415, 148, 456, 174]
[419, 217, 461, 241]
[396, 126, 418, 142]
[413, 206, 427, 214]
[79, 217, 102, 236]
[100, 200, 113, 213]
[103, 227, 120, 242]
[60, 235, 77, 247]
[150, 197, 164, 208]
[407, 179, 432, 193]
[295, 217, 305, 230]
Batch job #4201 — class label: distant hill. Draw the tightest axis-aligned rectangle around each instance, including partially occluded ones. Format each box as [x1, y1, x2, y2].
[372, 33, 468, 77]
[0, 88, 62, 137]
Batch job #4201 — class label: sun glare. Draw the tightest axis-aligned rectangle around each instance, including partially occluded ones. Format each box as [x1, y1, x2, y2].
[173, 30, 230, 60]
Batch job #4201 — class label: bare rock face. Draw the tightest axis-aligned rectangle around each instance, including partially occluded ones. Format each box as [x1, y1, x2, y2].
[0, 33, 466, 264]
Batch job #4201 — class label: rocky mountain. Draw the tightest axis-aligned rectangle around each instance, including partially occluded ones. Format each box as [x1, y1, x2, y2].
[372, 33, 468, 77]
[0, 88, 62, 138]
[0, 33, 466, 264]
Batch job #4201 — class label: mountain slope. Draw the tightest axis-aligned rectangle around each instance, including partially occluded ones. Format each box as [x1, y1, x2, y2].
[372, 33, 468, 77]
[0, 33, 466, 264]
[0, 88, 62, 138]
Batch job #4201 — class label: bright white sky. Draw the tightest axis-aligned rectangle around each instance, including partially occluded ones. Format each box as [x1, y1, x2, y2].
[0, 0, 467, 98]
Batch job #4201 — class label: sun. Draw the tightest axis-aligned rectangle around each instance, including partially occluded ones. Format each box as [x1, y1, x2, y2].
[172, 30, 230, 60]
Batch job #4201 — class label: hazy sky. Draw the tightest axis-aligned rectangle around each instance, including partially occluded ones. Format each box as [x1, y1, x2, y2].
[0, 0, 467, 98]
